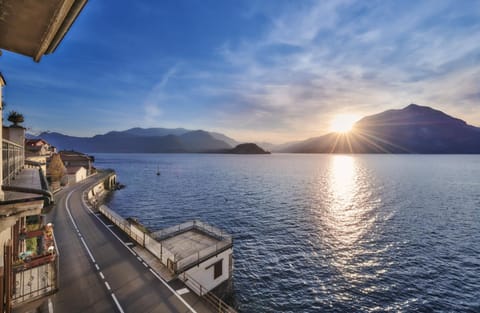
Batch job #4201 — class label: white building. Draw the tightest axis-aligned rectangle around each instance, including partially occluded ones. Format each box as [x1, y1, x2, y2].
[67, 166, 87, 185]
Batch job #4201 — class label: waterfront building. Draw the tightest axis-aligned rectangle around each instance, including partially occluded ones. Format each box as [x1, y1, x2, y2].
[59, 150, 94, 176]
[0, 0, 87, 311]
[66, 166, 87, 185]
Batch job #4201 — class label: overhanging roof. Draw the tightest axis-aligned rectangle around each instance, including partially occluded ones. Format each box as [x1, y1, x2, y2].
[0, 0, 87, 62]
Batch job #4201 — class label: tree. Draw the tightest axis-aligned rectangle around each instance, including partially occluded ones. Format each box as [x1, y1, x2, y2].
[47, 153, 66, 183]
[7, 110, 24, 127]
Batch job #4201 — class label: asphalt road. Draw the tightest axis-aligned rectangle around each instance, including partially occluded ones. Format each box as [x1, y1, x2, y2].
[48, 174, 210, 313]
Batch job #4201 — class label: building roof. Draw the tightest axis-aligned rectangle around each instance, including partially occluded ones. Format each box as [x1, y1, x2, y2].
[0, 0, 88, 62]
[66, 166, 85, 175]
[25, 139, 49, 146]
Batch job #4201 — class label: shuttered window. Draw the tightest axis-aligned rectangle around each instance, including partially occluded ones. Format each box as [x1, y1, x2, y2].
[214, 260, 223, 279]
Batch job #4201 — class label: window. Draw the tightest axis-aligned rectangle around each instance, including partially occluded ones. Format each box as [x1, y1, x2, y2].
[213, 260, 223, 279]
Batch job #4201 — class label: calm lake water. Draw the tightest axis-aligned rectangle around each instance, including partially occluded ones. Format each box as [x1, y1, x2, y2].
[94, 154, 480, 313]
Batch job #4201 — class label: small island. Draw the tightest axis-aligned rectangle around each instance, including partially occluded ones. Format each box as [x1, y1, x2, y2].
[223, 143, 271, 154]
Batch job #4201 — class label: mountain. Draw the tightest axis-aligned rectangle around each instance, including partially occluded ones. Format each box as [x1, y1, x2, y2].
[222, 143, 270, 154]
[34, 128, 232, 153]
[282, 104, 480, 153]
[121, 127, 190, 137]
[209, 132, 239, 147]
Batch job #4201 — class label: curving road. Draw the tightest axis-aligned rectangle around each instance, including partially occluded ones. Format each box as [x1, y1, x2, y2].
[47, 173, 211, 313]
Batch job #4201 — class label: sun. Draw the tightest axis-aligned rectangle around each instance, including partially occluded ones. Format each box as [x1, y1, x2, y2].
[329, 114, 359, 133]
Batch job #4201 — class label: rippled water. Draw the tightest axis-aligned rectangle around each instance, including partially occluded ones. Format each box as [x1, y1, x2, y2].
[95, 154, 480, 312]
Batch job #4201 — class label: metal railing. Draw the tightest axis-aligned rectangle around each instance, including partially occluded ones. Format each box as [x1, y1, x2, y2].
[98, 205, 145, 245]
[180, 272, 237, 313]
[2, 139, 24, 185]
[11, 231, 58, 307]
[152, 220, 232, 242]
[152, 220, 233, 272]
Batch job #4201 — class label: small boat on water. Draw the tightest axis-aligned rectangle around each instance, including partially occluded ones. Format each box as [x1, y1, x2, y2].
[156, 165, 161, 176]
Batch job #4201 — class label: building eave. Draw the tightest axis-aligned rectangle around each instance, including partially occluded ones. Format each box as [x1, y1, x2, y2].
[0, 0, 88, 62]
[0, 72, 6, 86]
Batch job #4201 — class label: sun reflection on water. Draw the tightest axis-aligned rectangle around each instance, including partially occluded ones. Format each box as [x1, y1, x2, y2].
[326, 155, 371, 245]
[314, 155, 385, 300]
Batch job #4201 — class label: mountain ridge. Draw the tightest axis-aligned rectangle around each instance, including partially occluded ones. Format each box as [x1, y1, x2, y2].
[281, 104, 480, 154]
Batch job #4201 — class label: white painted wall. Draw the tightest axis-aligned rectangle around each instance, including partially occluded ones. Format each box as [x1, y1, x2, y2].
[183, 247, 233, 295]
[68, 167, 87, 185]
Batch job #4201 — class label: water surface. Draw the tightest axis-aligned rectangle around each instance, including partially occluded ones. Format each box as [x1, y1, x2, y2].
[95, 154, 480, 312]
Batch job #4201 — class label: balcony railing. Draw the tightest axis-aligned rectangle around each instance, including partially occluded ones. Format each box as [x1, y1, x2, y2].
[2, 139, 24, 186]
[11, 227, 58, 307]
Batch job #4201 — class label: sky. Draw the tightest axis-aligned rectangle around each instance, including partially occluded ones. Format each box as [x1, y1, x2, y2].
[1, 0, 480, 143]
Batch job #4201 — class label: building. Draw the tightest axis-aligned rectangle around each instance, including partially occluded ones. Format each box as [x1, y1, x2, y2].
[154, 221, 234, 296]
[25, 139, 56, 158]
[25, 139, 56, 174]
[66, 166, 87, 185]
[99, 204, 234, 302]
[59, 150, 94, 176]
[0, 1, 88, 311]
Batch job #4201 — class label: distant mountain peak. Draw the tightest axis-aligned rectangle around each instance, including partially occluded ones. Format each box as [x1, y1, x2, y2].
[282, 104, 480, 154]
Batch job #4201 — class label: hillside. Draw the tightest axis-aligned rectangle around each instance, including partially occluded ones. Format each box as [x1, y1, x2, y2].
[282, 104, 480, 153]
[226, 143, 270, 154]
[33, 128, 234, 153]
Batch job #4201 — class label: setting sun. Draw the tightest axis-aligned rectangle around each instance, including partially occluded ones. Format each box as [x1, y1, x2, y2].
[329, 114, 359, 133]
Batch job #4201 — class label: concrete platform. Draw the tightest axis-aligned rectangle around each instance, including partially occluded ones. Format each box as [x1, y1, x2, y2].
[161, 229, 219, 260]
[132, 246, 176, 282]
[4, 168, 43, 201]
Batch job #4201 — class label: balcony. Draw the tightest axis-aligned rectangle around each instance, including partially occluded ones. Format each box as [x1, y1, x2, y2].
[2, 139, 24, 186]
[11, 223, 58, 308]
[1, 139, 53, 220]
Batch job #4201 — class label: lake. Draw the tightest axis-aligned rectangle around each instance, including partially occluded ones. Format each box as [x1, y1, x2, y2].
[94, 154, 480, 312]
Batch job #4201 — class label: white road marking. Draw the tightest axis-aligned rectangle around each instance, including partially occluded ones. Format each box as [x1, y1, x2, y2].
[176, 288, 190, 295]
[80, 237, 96, 263]
[48, 298, 54, 313]
[111, 294, 125, 313]
[65, 188, 125, 313]
[142, 262, 148, 268]
[125, 242, 134, 246]
[81, 189, 199, 313]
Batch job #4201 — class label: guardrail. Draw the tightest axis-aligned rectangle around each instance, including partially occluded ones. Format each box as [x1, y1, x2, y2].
[152, 220, 233, 273]
[98, 205, 145, 245]
[2, 139, 24, 185]
[179, 272, 237, 313]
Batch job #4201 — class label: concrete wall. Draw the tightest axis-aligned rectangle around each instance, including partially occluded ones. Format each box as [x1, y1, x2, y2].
[184, 248, 233, 295]
[68, 167, 87, 185]
[2, 126, 25, 146]
[87, 180, 105, 200]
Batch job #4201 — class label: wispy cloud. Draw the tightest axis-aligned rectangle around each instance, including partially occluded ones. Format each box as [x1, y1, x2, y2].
[185, 0, 480, 142]
[6, 0, 480, 142]
[142, 65, 178, 126]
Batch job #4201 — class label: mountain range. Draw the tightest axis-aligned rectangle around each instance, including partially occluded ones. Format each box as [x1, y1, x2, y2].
[32, 104, 480, 154]
[282, 104, 480, 153]
[33, 129, 236, 153]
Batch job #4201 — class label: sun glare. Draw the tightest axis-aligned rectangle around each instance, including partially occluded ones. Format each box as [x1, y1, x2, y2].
[329, 115, 359, 133]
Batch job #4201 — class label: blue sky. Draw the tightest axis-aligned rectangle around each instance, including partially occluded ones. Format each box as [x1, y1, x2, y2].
[1, 0, 480, 143]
